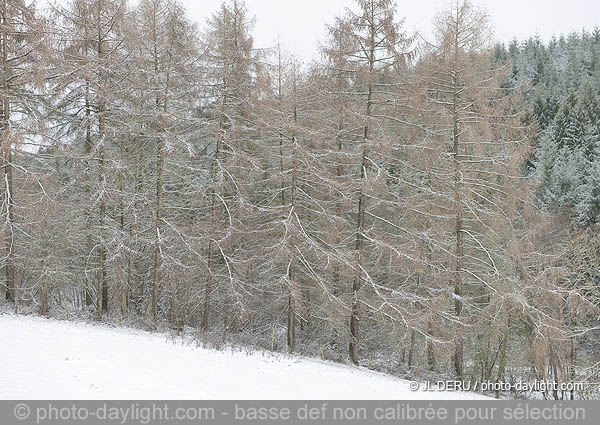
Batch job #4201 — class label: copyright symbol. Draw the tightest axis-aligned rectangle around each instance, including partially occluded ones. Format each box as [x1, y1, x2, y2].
[409, 381, 420, 391]
[14, 403, 30, 420]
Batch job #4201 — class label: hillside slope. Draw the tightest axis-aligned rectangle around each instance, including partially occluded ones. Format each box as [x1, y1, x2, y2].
[0, 314, 487, 400]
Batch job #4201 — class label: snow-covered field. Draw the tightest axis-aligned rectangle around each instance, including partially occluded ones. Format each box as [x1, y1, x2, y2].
[0, 314, 487, 400]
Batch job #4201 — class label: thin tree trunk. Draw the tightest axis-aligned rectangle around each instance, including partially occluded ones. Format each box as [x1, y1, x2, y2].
[407, 329, 416, 367]
[496, 317, 510, 398]
[134, 129, 144, 314]
[569, 319, 577, 400]
[202, 98, 226, 331]
[286, 63, 299, 353]
[152, 140, 163, 322]
[96, 17, 107, 319]
[451, 9, 464, 378]
[286, 141, 297, 351]
[97, 131, 106, 319]
[349, 11, 375, 365]
[119, 136, 128, 318]
[83, 13, 93, 307]
[151, 3, 162, 324]
[1, 0, 15, 310]
[427, 321, 436, 371]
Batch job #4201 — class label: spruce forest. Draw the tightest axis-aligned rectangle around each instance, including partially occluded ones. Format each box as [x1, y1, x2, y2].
[1, 0, 599, 399]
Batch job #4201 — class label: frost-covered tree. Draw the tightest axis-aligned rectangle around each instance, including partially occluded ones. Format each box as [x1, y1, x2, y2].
[199, 0, 258, 334]
[1, 0, 46, 310]
[319, 0, 415, 365]
[420, 0, 532, 378]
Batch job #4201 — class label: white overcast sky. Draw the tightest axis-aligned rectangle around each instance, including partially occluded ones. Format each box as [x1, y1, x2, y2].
[181, 0, 600, 62]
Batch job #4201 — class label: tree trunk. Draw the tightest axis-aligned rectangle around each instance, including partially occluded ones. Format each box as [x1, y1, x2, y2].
[287, 65, 299, 354]
[451, 11, 464, 378]
[407, 329, 416, 367]
[83, 16, 93, 307]
[96, 22, 107, 320]
[496, 317, 509, 398]
[119, 136, 129, 318]
[1, 0, 15, 310]
[349, 18, 375, 365]
[427, 321, 436, 371]
[152, 139, 163, 323]
[202, 129, 222, 331]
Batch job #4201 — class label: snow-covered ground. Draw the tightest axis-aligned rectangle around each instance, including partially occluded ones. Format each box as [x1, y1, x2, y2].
[0, 314, 487, 400]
